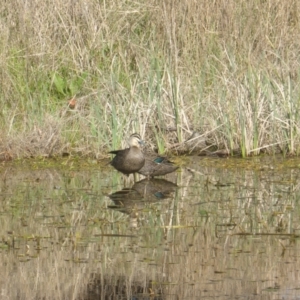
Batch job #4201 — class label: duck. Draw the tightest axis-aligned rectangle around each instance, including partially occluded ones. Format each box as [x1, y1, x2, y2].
[138, 152, 178, 178]
[109, 133, 145, 175]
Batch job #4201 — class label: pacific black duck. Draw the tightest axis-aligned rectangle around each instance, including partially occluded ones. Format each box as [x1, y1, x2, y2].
[138, 153, 178, 178]
[109, 133, 145, 175]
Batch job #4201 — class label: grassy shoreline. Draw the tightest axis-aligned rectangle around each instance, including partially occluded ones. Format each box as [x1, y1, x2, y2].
[1, 0, 300, 159]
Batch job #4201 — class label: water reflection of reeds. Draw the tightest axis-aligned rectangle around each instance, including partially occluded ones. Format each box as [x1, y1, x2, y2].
[0, 157, 300, 299]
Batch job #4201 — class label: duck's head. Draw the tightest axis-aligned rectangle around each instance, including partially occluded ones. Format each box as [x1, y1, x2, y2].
[128, 133, 144, 148]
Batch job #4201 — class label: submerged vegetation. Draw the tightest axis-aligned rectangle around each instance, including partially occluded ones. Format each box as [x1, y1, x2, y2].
[0, 0, 300, 158]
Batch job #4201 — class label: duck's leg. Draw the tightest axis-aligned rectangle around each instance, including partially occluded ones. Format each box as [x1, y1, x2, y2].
[123, 174, 133, 187]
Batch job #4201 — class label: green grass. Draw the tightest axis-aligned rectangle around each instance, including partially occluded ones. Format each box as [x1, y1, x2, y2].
[0, 0, 300, 158]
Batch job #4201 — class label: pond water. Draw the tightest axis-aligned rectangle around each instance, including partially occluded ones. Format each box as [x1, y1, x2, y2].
[1, 156, 300, 299]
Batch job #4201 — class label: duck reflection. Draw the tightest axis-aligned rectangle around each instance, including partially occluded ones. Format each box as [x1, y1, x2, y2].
[108, 179, 177, 227]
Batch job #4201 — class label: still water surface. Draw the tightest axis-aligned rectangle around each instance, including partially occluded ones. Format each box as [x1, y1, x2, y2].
[1, 156, 300, 299]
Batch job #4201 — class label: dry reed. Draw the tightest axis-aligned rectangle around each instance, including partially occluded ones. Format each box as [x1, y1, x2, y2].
[0, 0, 299, 158]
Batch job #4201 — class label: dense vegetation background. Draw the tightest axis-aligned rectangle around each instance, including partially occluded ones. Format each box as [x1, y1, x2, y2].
[1, 0, 299, 159]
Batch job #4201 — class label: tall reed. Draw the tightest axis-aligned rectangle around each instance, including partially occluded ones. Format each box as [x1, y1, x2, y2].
[0, 0, 299, 158]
